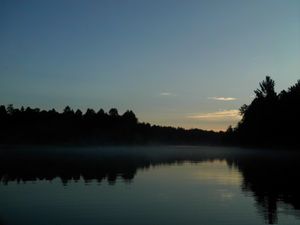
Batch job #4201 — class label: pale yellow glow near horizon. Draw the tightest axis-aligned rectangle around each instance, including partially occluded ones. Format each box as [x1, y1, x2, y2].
[139, 109, 242, 132]
[187, 109, 242, 121]
[208, 97, 238, 101]
[140, 119, 234, 132]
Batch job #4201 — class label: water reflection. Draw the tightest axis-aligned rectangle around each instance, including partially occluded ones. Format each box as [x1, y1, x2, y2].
[227, 153, 300, 224]
[193, 160, 242, 186]
[0, 146, 300, 224]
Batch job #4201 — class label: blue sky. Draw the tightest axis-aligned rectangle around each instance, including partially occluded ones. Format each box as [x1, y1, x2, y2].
[0, 0, 299, 130]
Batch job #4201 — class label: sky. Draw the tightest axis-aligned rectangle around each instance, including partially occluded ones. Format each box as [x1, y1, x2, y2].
[0, 0, 299, 131]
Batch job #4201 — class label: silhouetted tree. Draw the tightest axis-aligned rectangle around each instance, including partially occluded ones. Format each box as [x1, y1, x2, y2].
[231, 76, 300, 148]
[7, 104, 14, 115]
[75, 109, 83, 117]
[109, 108, 119, 117]
[122, 110, 138, 124]
[97, 109, 105, 116]
[0, 104, 221, 145]
[254, 76, 277, 99]
[63, 106, 73, 114]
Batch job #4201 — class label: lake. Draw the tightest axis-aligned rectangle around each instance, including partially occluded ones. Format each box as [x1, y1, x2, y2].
[0, 146, 300, 225]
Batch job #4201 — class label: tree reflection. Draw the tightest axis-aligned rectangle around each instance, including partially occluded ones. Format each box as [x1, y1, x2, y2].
[0, 146, 300, 224]
[227, 152, 300, 224]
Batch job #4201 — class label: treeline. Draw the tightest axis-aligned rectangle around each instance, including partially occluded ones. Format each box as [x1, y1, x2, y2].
[1, 76, 299, 147]
[0, 105, 221, 145]
[227, 76, 300, 148]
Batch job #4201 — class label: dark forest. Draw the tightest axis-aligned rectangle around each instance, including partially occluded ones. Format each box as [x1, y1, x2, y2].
[228, 76, 300, 148]
[0, 77, 299, 147]
[0, 104, 221, 145]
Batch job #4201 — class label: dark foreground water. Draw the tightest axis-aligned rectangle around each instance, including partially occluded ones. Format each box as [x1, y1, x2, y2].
[0, 146, 300, 225]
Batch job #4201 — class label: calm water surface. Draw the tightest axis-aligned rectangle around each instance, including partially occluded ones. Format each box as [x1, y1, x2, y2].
[0, 146, 299, 225]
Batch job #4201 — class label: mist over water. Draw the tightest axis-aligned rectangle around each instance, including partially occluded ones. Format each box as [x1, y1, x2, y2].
[0, 146, 300, 225]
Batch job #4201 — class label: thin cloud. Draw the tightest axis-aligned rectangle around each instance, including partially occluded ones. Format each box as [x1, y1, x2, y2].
[187, 109, 241, 121]
[160, 92, 176, 96]
[208, 97, 237, 101]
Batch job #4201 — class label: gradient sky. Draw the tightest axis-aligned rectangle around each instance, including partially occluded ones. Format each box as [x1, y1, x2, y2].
[0, 0, 299, 131]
